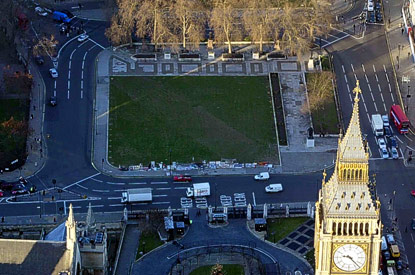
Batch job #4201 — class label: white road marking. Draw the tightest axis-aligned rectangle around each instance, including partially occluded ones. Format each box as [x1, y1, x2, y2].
[391, 92, 395, 102]
[67, 206, 82, 209]
[373, 101, 378, 112]
[406, 135, 413, 142]
[365, 74, 369, 82]
[363, 102, 368, 112]
[90, 205, 104, 208]
[361, 94, 365, 103]
[109, 204, 124, 207]
[367, 113, 371, 122]
[252, 192, 256, 206]
[349, 93, 352, 102]
[74, 184, 88, 190]
[400, 148, 404, 158]
[386, 74, 389, 82]
[108, 197, 122, 200]
[90, 178, 103, 183]
[152, 202, 170, 205]
[362, 64, 366, 72]
[69, 60, 71, 68]
[151, 182, 168, 184]
[354, 74, 358, 81]
[375, 74, 378, 82]
[129, 182, 147, 185]
[174, 187, 189, 190]
[54, 81, 57, 89]
[380, 93, 385, 102]
[342, 65, 345, 73]
[373, 64, 376, 73]
[88, 38, 105, 49]
[347, 83, 350, 93]
[92, 189, 110, 192]
[383, 103, 387, 112]
[107, 182, 125, 185]
[378, 84, 381, 92]
[368, 83, 372, 92]
[81, 71, 84, 79]
[156, 187, 171, 190]
[63, 172, 101, 190]
[153, 195, 168, 197]
[114, 189, 126, 192]
[351, 63, 355, 72]
[344, 74, 348, 83]
[396, 136, 403, 143]
[383, 64, 387, 72]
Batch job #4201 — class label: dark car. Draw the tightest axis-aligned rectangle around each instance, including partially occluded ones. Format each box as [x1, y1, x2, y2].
[375, 2, 381, 10]
[19, 177, 28, 185]
[384, 126, 392, 137]
[383, 251, 391, 261]
[35, 56, 44, 65]
[11, 184, 29, 195]
[61, 10, 74, 18]
[376, 12, 383, 23]
[396, 260, 404, 270]
[368, 12, 376, 23]
[173, 175, 192, 182]
[50, 96, 57, 106]
[0, 180, 14, 191]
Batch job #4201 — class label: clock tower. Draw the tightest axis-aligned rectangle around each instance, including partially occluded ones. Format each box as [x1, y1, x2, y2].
[314, 81, 382, 275]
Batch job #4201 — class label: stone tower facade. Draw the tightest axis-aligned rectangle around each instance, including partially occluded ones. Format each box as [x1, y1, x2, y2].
[314, 81, 382, 275]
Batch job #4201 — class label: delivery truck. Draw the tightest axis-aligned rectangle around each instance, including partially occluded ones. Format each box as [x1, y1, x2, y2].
[121, 188, 152, 203]
[371, 114, 384, 136]
[186, 182, 210, 198]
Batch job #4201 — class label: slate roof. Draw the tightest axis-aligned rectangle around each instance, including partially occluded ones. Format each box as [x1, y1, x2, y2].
[0, 239, 73, 275]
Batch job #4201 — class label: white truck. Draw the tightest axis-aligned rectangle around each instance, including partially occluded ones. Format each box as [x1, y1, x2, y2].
[371, 114, 384, 136]
[186, 182, 210, 198]
[121, 188, 152, 203]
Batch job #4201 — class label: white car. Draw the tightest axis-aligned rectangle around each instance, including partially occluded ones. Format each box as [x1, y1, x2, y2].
[367, 1, 374, 11]
[77, 34, 89, 42]
[391, 147, 399, 159]
[382, 115, 390, 127]
[381, 148, 389, 159]
[254, 172, 270, 181]
[49, 68, 58, 78]
[265, 184, 283, 193]
[35, 7, 48, 16]
[377, 138, 387, 150]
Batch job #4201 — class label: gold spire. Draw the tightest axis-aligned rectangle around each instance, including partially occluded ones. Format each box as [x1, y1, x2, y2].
[337, 81, 367, 162]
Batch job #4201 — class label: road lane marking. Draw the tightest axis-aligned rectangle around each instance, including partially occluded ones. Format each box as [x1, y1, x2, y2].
[91, 178, 103, 183]
[152, 202, 170, 205]
[361, 94, 365, 103]
[349, 93, 352, 102]
[90, 205, 104, 208]
[108, 197, 122, 200]
[88, 38, 105, 49]
[375, 74, 378, 82]
[383, 103, 387, 112]
[386, 74, 389, 82]
[365, 74, 369, 82]
[129, 182, 147, 185]
[354, 74, 358, 81]
[405, 135, 413, 142]
[92, 189, 109, 192]
[368, 83, 372, 92]
[114, 189, 126, 192]
[378, 84, 381, 92]
[362, 64, 366, 72]
[396, 136, 403, 143]
[344, 74, 348, 83]
[400, 148, 404, 158]
[153, 195, 168, 197]
[373, 64, 376, 73]
[363, 102, 368, 112]
[107, 182, 125, 185]
[383, 64, 387, 72]
[342, 65, 345, 73]
[411, 233, 414, 242]
[367, 113, 371, 123]
[373, 102, 378, 112]
[174, 187, 189, 190]
[156, 188, 171, 190]
[351, 63, 355, 72]
[63, 172, 101, 190]
[109, 204, 124, 207]
[252, 192, 256, 206]
[151, 182, 168, 184]
[391, 91, 395, 102]
[380, 93, 385, 102]
[75, 184, 88, 190]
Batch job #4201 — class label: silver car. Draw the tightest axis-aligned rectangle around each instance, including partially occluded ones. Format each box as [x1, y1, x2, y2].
[391, 147, 399, 159]
[381, 148, 389, 159]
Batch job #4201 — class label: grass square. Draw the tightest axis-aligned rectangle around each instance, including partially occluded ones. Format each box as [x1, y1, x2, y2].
[108, 76, 278, 166]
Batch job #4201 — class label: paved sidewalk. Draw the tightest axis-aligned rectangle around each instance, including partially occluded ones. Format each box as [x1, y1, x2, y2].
[115, 224, 140, 275]
[0, 63, 47, 182]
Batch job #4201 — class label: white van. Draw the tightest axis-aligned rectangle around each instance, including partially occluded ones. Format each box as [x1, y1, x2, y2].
[381, 236, 388, 251]
[254, 172, 270, 181]
[265, 184, 283, 193]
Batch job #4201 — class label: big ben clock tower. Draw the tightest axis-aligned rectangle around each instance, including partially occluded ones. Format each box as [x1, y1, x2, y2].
[314, 81, 382, 275]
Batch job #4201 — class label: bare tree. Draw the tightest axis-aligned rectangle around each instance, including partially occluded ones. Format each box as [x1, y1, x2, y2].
[172, 0, 206, 50]
[303, 0, 333, 44]
[210, 0, 241, 54]
[105, 0, 138, 46]
[32, 35, 59, 57]
[242, 0, 276, 53]
[135, 0, 174, 50]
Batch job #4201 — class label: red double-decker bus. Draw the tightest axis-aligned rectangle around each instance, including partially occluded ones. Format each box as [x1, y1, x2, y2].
[390, 105, 410, 134]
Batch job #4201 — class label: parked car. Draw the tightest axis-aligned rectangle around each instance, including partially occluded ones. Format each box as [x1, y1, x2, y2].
[376, 12, 383, 23]
[77, 34, 89, 42]
[391, 147, 398, 159]
[265, 184, 283, 193]
[368, 12, 376, 23]
[368, 1, 374, 11]
[254, 172, 270, 181]
[50, 96, 57, 106]
[381, 148, 389, 159]
[411, 218, 415, 230]
[11, 184, 29, 195]
[0, 180, 14, 191]
[35, 6, 48, 16]
[35, 55, 44, 65]
[386, 234, 396, 245]
[173, 175, 192, 182]
[378, 138, 387, 150]
[375, 2, 381, 10]
[49, 68, 58, 78]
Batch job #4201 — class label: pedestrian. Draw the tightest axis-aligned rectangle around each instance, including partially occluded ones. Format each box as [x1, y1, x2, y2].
[402, 28, 405, 35]
[30, 114, 34, 119]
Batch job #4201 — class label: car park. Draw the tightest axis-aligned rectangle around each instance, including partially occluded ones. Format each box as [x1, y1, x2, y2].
[50, 96, 57, 106]
[49, 68, 58, 78]
[382, 115, 390, 127]
[35, 55, 44, 65]
[254, 172, 270, 181]
[391, 147, 398, 159]
[35, 7, 48, 16]
[377, 138, 387, 150]
[265, 184, 283, 193]
[77, 34, 89, 42]
[381, 148, 389, 159]
[173, 175, 192, 182]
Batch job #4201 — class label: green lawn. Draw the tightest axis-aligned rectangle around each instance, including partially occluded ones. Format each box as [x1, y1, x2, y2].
[306, 73, 339, 134]
[0, 99, 29, 168]
[190, 264, 244, 275]
[109, 76, 278, 166]
[266, 217, 310, 243]
[136, 231, 164, 260]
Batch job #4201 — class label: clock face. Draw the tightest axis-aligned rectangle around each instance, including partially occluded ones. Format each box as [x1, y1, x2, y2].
[334, 244, 366, 272]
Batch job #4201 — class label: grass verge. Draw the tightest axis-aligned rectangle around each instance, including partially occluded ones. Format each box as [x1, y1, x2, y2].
[266, 217, 309, 243]
[136, 231, 164, 260]
[190, 264, 244, 275]
[305, 248, 315, 269]
[109, 76, 278, 166]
